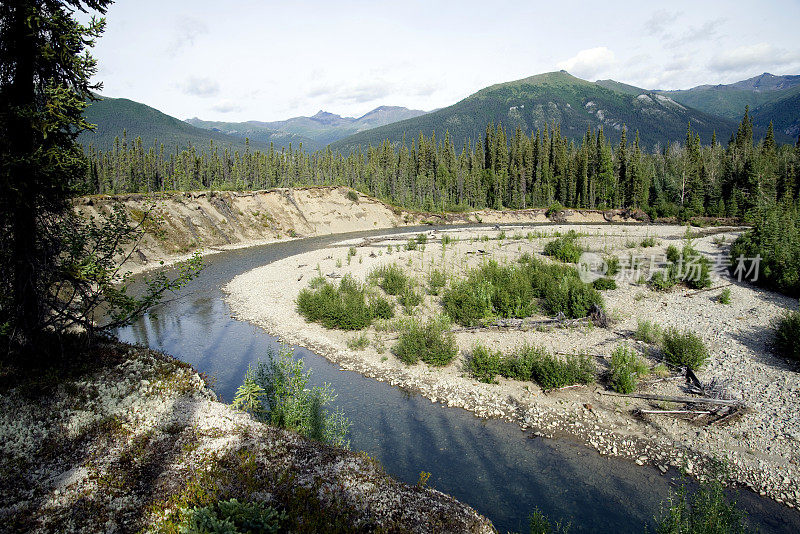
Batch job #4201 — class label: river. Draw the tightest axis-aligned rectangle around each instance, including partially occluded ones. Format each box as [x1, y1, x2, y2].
[116, 226, 800, 533]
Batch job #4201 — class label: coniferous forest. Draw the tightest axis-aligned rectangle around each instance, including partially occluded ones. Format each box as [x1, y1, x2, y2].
[80, 110, 799, 222]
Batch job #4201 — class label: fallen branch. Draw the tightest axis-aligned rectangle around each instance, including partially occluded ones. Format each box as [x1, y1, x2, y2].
[684, 283, 732, 297]
[599, 391, 744, 407]
[639, 409, 711, 415]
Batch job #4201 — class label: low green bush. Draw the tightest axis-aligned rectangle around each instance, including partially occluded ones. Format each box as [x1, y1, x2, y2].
[543, 230, 584, 263]
[427, 268, 447, 295]
[398, 287, 422, 314]
[176, 499, 286, 534]
[296, 275, 373, 330]
[650, 241, 712, 291]
[466, 343, 595, 390]
[604, 255, 621, 276]
[415, 233, 428, 245]
[369, 295, 394, 320]
[775, 309, 800, 362]
[593, 277, 617, 290]
[370, 264, 410, 295]
[346, 333, 369, 350]
[640, 236, 657, 247]
[655, 478, 753, 534]
[346, 189, 359, 202]
[635, 319, 662, 344]
[661, 328, 709, 370]
[394, 316, 457, 366]
[443, 259, 603, 325]
[718, 287, 732, 304]
[529, 507, 571, 534]
[468, 344, 505, 384]
[609, 344, 649, 393]
[405, 238, 417, 251]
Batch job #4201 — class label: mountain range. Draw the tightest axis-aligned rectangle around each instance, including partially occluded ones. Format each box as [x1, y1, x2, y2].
[186, 106, 427, 151]
[80, 71, 799, 155]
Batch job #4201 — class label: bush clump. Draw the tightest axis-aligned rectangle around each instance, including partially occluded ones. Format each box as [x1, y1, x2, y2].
[543, 230, 584, 263]
[650, 239, 712, 291]
[176, 499, 286, 534]
[468, 343, 595, 390]
[394, 316, 457, 366]
[442, 259, 604, 326]
[635, 319, 663, 345]
[655, 477, 753, 534]
[296, 275, 373, 330]
[369, 295, 394, 320]
[370, 263, 410, 295]
[427, 268, 447, 295]
[608, 344, 649, 394]
[661, 328, 709, 370]
[593, 277, 617, 290]
[775, 309, 800, 362]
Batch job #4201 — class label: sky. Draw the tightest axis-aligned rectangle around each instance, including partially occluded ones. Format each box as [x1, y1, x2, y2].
[80, 0, 800, 122]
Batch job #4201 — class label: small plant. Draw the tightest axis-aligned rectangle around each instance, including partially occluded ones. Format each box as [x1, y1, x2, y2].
[635, 319, 663, 344]
[415, 233, 428, 245]
[176, 499, 286, 534]
[640, 236, 657, 247]
[347, 333, 370, 350]
[427, 268, 447, 295]
[398, 286, 422, 314]
[370, 263, 410, 295]
[625, 239, 639, 248]
[655, 477, 753, 534]
[543, 231, 584, 263]
[346, 189, 359, 202]
[592, 277, 617, 290]
[661, 328, 709, 370]
[297, 275, 374, 330]
[775, 309, 800, 362]
[468, 344, 505, 384]
[528, 507, 571, 534]
[497, 229, 506, 240]
[528, 350, 595, 390]
[604, 255, 621, 276]
[545, 201, 564, 218]
[369, 295, 394, 320]
[405, 238, 417, 251]
[608, 344, 649, 394]
[394, 315, 457, 366]
[718, 287, 732, 304]
[417, 471, 432, 488]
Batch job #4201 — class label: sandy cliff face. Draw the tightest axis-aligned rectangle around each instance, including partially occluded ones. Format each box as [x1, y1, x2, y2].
[74, 186, 645, 273]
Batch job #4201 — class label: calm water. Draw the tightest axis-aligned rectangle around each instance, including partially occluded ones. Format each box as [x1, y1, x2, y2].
[116, 226, 800, 533]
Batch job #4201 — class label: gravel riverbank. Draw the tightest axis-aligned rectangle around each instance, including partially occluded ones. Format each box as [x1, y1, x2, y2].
[224, 223, 800, 510]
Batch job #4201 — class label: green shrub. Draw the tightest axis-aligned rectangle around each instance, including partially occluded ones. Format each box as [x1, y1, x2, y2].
[442, 278, 494, 326]
[652, 242, 712, 291]
[609, 344, 649, 394]
[233, 347, 350, 447]
[635, 319, 662, 345]
[529, 507, 571, 534]
[775, 310, 800, 362]
[529, 350, 595, 390]
[398, 287, 422, 314]
[593, 277, 617, 290]
[729, 201, 800, 297]
[394, 316, 457, 366]
[545, 202, 564, 218]
[604, 255, 620, 276]
[415, 233, 428, 245]
[370, 264, 410, 295]
[427, 268, 447, 295]
[442, 259, 603, 325]
[296, 275, 373, 330]
[543, 231, 584, 263]
[368, 295, 394, 320]
[405, 238, 417, 251]
[346, 189, 359, 202]
[176, 499, 286, 534]
[718, 288, 732, 304]
[655, 478, 753, 534]
[468, 344, 505, 383]
[661, 328, 709, 370]
[640, 236, 657, 247]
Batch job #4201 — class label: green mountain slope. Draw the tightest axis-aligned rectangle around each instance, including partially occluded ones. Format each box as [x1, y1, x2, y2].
[331, 71, 738, 152]
[751, 90, 800, 139]
[659, 73, 800, 122]
[182, 118, 320, 151]
[189, 105, 427, 147]
[80, 96, 271, 153]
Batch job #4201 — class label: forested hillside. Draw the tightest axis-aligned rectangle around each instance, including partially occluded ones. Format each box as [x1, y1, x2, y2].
[330, 71, 739, 152]
[80, 108, 799, 222]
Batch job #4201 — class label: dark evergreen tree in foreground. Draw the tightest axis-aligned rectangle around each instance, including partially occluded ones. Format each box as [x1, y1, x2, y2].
[0, 1, 201, 359]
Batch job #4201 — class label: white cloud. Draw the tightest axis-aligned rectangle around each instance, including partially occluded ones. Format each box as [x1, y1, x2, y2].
[709, 43, 800, 72]
[556, 47, 617, 80]
[644, 9, 681, 36]
[166, 16, 208, 56]
[210, 100, 241, 113]
[178, 76, 219, 97]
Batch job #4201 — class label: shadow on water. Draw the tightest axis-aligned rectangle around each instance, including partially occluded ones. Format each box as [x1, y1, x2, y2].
[116, 225, 800, 533]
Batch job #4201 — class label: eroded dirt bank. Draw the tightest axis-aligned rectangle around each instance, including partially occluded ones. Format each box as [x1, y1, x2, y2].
[224, 224, 800, 511]
[75, 186, 646, 274]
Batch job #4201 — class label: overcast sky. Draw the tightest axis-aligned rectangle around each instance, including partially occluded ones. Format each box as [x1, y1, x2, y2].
[81, 0, 800, 122]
